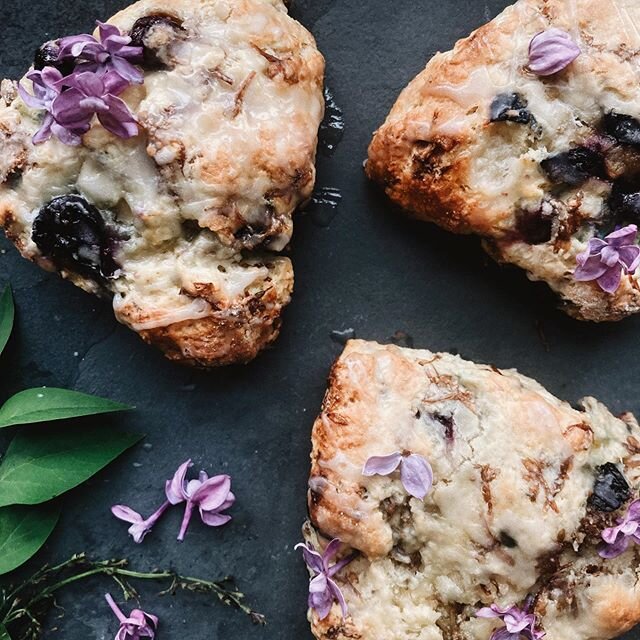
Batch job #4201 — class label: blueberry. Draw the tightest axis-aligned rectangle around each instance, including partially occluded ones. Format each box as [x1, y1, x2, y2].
[490, 92, 533, 125]
[33, 42, 75, 76]
[603, 112, 640, 147]
[540, 147, 607, 186]
[130, 14, 183, 69]
[32, 195, 116, 279]
[588, 463, 631, 512]
[515, 201, 555, 245]
[607, 180, 640, 224]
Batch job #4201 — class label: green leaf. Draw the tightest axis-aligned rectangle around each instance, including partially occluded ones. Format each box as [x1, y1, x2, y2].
[0, 426, 142, 507]
[0, 503, 60, 575]
[0, 286, 14, 357]
[0, 388, 130, 429]
[0, 623, 11, 640]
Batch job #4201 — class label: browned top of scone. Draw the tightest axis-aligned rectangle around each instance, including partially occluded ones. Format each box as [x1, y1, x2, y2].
[367, 0, 640, 321]
[306, 340, 640, 640]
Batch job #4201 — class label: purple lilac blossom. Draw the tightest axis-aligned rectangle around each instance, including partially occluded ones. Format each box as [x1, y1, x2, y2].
[105, 593, 157, 640]
[362, 451, 433, 500]
[599, 499, 640, 559]
[295, 539, 355, 620]
[165, 459, 235, 541]
[574, 225, 640, 293]
[528, 29, 581, 76]
[58, 21, 143, 84]
[477, 603, 545, 640]
[111, 501, 170, 544]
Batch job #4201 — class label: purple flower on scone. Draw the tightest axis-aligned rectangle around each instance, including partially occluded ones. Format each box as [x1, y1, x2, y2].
[528, 28, 581, 76]
[165, 459, 235, 542]
[18, 67, 84, 145]
[599, 499, 640, 559]
[477, 603, 545, 640]
[296, 539, 355, 621]
[105, 593, 158, 640]
[362, 451, 433, 500]
[574, 225, 640, 293]
[58, 21, 143, 84]
[52, 71, 138, 141]
[111, 501, 170, 544]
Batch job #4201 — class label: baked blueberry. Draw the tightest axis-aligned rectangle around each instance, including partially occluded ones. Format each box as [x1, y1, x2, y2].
[129, 14, 183, 68]
[33, 41, 75, 76]
[603, 112, 640, 148]
[489, 92, 532, 125]
[32, 195, 112, 279]
[515, 200, 555, 245]
[588, 462, 631, 512]
[540, 147, 607, 186]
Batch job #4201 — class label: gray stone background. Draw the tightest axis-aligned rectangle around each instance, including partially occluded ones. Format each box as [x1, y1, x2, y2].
[0, 0, 638, 638]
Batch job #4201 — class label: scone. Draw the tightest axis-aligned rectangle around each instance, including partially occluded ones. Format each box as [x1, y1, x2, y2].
[367, 0, 640, 322]
[303, 339, 640, 640]
[0, 0, 324, 366]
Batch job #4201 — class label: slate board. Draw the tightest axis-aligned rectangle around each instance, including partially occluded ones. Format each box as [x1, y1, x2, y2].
[0, 0, 638, 638]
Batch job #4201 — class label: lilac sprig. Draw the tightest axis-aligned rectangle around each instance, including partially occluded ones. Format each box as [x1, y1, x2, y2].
[58, 21, 144, 84]
[296, 539, 355, 621]
[599, 499, 640, 558]
[111, 502, 170, 544]
[574, 225, 640, 293]
[477, 603, 545, 640]
[529, 29, 581, 76]
[19, 21, 142, 145]
[165, 459, 236, 542]
[105, 594, 157, 640]
[362, 451, 433, 500]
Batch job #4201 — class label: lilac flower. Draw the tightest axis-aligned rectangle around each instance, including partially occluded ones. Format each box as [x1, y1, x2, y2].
[111, 501, 170, 544]
[165, 459, 235, 541]
[362, 451, 433, 500]
[477, 603, 545, 640]
[105, 593, 157, 640]
[52, 71, 139, 140]
[529, 29, 581, 76]
[58, 21, 143, 84]
[295, 539, 355, 621]
[18, 67, 87, 145]
[599, 499, 640, 559]
[574, 225, 640, 293]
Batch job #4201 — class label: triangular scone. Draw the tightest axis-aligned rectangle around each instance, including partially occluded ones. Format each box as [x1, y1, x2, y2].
[305, 340, 640, 640]
[0, 0, 324, 366]
[367, 0, 640, 322]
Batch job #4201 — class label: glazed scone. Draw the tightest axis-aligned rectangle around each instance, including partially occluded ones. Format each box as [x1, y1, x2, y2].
[304, 340, 640, 640]
[0, 0, 324, 366]
[367, 0, 640, 322]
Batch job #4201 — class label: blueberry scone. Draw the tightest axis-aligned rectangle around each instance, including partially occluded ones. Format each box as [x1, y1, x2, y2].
[367, 0, 640, 322]
[301, 340, 640, 640]
[0, 0, 324, 366]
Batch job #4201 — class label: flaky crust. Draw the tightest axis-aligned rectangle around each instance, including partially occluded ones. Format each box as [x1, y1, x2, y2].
[0, 0, 324, 366]
[367, 0, 640, 322]
[305, 340, 640, 640]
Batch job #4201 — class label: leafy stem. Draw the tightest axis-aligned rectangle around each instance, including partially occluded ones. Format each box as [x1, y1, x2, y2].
[0, 554, 265, 639]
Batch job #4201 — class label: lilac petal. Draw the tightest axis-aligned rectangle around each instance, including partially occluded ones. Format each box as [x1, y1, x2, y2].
[32, 116, 54, 144]
[200, 510, 232, 527]
[328, 577, 349, 619]
[628, 499, 640, 520]
[574, 254, 609, 281]
[529, 29, 581, 76]
[50, 121, 85, 146]
[597, 266, 623, 294]
[165, 459, 192, 504]
[491, 630, 521, 640]
[362, 452, 402, 477]
[111, 505, 143, 524]
[97, 21, 123, 42]
[600, 246, 620, 268]
[18, 82, 45, 109]
[190, 474, 232, 510]
[606, 224, 638, 247]
[599, 535, 630, 559]
[322, 538, 343, 566]
[618, 245, 640, 273]
[400, 454, 433, 500]
[309, 573, 332, 620]
[111, 56, 145, 84]
[477, 606, 503, 620]
[295, 542, 325, 574]
[503, 611, 533, 633]
[97, 96, 139, 139]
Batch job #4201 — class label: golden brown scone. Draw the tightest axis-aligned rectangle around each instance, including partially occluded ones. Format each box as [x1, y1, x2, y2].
[304, 340, 640, 639]
[0, 0, 324, 366]
[367, 0, 640, 322]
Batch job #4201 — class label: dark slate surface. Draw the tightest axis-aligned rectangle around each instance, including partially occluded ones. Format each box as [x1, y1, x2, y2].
[0, 0, 638, 638]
